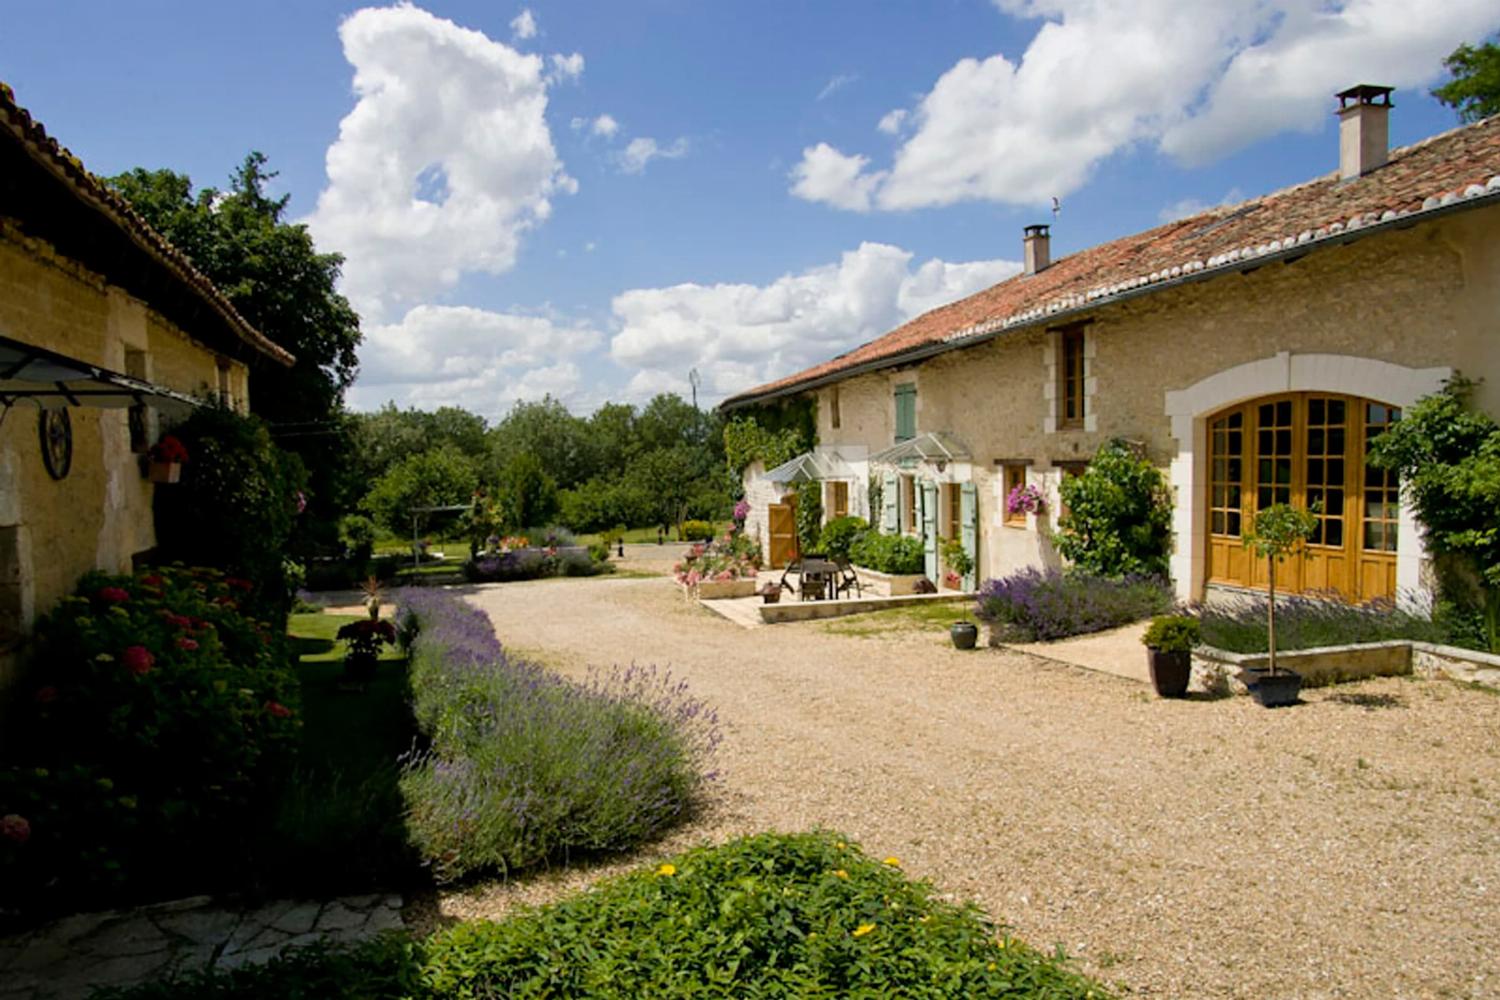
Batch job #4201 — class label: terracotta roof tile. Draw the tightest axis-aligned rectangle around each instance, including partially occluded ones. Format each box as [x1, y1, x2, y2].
[0, 81, 294, 367]
[726, 114, 1500, 407]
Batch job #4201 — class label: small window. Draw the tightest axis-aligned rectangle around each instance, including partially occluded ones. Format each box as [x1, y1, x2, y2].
[894, 383, 916, 442]
[216, 360, 233, 408]
[902, 475, 917, 533]
[1003, 464, 1029, 526]
[1059, 327, 1086, 427]
[827, 481, 849, 519]
[1055, 461, 1088, 519]
[830, 386, 841, 430]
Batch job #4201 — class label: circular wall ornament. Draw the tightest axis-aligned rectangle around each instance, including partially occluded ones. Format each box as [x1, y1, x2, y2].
[38, 408, 72, 480]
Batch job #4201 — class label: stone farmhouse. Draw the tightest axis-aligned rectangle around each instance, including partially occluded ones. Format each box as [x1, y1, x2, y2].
[0, 84, 292, 694]
[724, 86, 1500, 607]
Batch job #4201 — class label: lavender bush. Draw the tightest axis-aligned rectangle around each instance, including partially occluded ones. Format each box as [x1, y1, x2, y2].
[394, 590, 719, 881]
[975, 568, 1174, 643]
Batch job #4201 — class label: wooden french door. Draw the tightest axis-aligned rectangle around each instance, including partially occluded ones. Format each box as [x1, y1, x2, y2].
[768, 499, 798, 569]
[1206, 393, 1400, 602]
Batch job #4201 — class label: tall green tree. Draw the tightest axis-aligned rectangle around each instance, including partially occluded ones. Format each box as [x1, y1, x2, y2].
[361, 447, 479, 537]
[488, 397, 596, 489]
[1432, 36, 1500, 122]
[108, 154, 362, 524]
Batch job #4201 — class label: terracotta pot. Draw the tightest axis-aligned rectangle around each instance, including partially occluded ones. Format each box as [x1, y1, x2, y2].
[1146, 648, 1192, 698]
[148, 460, 182, 484]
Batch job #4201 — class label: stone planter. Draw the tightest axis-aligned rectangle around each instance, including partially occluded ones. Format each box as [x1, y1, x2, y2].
[853, 565, 928, 596]
[692, 578, 758, 600]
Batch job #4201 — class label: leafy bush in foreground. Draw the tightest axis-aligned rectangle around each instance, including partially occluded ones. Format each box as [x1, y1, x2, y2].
[97, 833, 1108, 1000]
[1196, 594, 1449, 654]
[395, 589, 718, 881]
[977, 568, 1174, 642]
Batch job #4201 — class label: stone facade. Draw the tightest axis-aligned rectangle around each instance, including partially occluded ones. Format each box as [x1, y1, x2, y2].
[758, 203, 1500, 601]
[0, 222, 252, 695]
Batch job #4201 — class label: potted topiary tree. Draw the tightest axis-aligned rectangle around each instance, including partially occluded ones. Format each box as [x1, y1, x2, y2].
[1141, 614, 1200, 697]
[1241, 502, 1320, 707]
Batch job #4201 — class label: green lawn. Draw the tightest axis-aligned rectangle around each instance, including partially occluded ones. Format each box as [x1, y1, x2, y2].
[259, 613, 418, 894]
[818, 599, 979, 639]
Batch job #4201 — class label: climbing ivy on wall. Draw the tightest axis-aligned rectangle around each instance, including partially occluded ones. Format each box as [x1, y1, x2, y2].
[722, 397, 817, 474]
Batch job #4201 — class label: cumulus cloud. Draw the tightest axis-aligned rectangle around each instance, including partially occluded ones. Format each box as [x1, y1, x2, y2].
[618, 136, 689, 174]
[792, 0, 1500, 212]
[590, 113, 620, 137]
[306, 5, 574, 323]
[350, 304, 601, 416]
[876, 109, 908, 135]
[547, 52, 585, 83]
[510, 8, 536, 40]
[610, 243, 1020, 404]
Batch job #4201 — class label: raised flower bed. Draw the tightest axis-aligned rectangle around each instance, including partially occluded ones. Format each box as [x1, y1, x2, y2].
[674, 533, 761, 599]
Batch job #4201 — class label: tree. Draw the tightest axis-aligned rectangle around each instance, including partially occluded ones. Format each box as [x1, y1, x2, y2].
[361, 447, 479, 536]
[1368, 377, 1500, 651]
[1243, 503, 1321, 675]
[1055, 440, 1174, 578]
[109, 154, 362, 531]
[626, 446, 714, 535]
[495, 451, 559, 530]
[488, 397, 596, 489]
[1432, 36, 1500, 122]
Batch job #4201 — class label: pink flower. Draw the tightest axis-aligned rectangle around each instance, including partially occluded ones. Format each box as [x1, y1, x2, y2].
[714, 570, 735, 581]
[97, 586, 130, 604]
[176, 637, 199, 651]
[685, 570, 702, 586]
[122, 646, 155, 676]
[140, 574, 164, 587]
[34, 686, 57, 704]
[1, 814, 29, 845]
[264, 700, 293, 718]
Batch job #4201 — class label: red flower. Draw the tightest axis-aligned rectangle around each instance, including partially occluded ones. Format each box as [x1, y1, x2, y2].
[263, 700, 293, 718]
[148, 435, 189, 464]
[1, 814, 29, 845]
[140, 574, 164, 587]
[225, 577, 254, 592]
[122, 646, 155, 676]
[34, 686, 57, 704]
[97, 586, 130, 604]
[176, 637, 199, 651]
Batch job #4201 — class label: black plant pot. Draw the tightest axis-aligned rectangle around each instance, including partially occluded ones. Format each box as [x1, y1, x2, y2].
[344, 649, 379, 683]
[1146, 648, 1192, 698]
[1241, 667, 1303, 708]
[950, 621, 979, 650]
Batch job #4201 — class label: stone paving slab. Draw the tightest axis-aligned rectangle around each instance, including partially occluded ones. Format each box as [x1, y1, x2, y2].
[1008, 620, 1152, 684]
[0, 893, 403, 999]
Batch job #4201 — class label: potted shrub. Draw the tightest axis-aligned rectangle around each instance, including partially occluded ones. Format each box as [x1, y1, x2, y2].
[1240, 503, 1320, 707]
[336, 616, 397, 683]
[1141, 614, 1200, 697]
[949, 620, 979, 650]
[146, 434, 189, 483]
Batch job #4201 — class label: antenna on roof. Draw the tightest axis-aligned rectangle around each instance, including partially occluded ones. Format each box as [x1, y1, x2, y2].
[688, 368, 701, 409]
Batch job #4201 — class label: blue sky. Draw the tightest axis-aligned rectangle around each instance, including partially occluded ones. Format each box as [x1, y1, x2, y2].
[3, 1, 1496, 416]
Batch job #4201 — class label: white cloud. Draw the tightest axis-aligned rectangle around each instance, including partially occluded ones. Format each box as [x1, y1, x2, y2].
[792, 0, 1500, 212]
[610, 242, 1021, 404]
[510, 8, 536, 40]
[547, 52, 585, 83]
[618, 136, 689, 174]
[350, 303, 600, 417]
[590, 113, 620, 137]
[305, 5, 574, 323]
[817, 73, 859, 101]
[876, 109, 908, 135]
[1158, 187, 1245, 224]
[789, 143, 884, 212]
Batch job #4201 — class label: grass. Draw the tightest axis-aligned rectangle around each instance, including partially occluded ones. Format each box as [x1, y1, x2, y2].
[575, 522, 735, 546]
[258, 612, 419, 894]
[820, 600, 978, 638]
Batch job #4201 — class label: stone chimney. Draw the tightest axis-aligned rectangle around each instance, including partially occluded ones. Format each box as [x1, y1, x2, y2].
[1336, 84, 1393, 181]
[1023, 224, 1051, 276]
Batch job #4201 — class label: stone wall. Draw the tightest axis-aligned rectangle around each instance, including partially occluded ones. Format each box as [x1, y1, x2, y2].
[808, 204, 1500, 596]
[0, 221, 251, 695]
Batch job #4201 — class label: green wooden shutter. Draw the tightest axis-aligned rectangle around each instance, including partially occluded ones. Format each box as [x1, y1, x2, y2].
[961, 481, 978, 591]
[882, 472, 899, 533]
[921, 480, 939, 581]
[894, 384, 916, 442]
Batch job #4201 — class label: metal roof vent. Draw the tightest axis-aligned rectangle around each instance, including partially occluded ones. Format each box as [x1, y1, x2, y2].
[1337, 84, 1393, 181]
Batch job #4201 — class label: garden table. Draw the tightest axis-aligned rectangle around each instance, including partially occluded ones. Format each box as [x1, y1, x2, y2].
[798, 558, 839, 601]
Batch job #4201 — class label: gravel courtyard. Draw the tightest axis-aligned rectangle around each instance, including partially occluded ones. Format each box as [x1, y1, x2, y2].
[433, 570, 1500, 999]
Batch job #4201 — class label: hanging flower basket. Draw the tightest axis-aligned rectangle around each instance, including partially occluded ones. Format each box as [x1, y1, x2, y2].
[148, 460, 182, 484]
[146, 435, 189, 484]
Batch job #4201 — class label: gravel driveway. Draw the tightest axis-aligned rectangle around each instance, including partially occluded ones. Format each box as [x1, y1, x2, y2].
[430, 574, 1500, 999]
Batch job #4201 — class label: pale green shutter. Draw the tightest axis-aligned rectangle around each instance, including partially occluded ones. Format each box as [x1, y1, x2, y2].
[961, 481, 978, 591]
[921, 480, 939, 581]
[894, 384, 916, 441]
[882, 472, 899, 533]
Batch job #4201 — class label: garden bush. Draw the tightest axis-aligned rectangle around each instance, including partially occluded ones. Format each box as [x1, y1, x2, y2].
[849, 531, 926, 575]
[395, 589, 719, 881]
[0, 566, 299, 913]
[818, 515, 869, 561]
[1055, 440, 1173, 579]
[98, 832, 1107, 999]
[794, 480, 824, 554]
[1196, 594, 1450, 654]
[976, 568, 1175, 642]
[680, 519, 715, 541]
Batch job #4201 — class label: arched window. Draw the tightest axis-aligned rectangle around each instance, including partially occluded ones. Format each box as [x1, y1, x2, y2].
[1207, 393, 1400, 602]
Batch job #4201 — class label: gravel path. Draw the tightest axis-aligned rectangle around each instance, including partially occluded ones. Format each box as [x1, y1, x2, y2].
[427, 574, 1500, 999]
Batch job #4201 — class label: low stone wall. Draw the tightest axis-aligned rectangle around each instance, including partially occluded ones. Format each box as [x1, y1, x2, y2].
[1193, 638, 1499, 692]
[852, 566, 929, 596]
[759, 592, 970, 624]
[690, 578, 758, 600]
